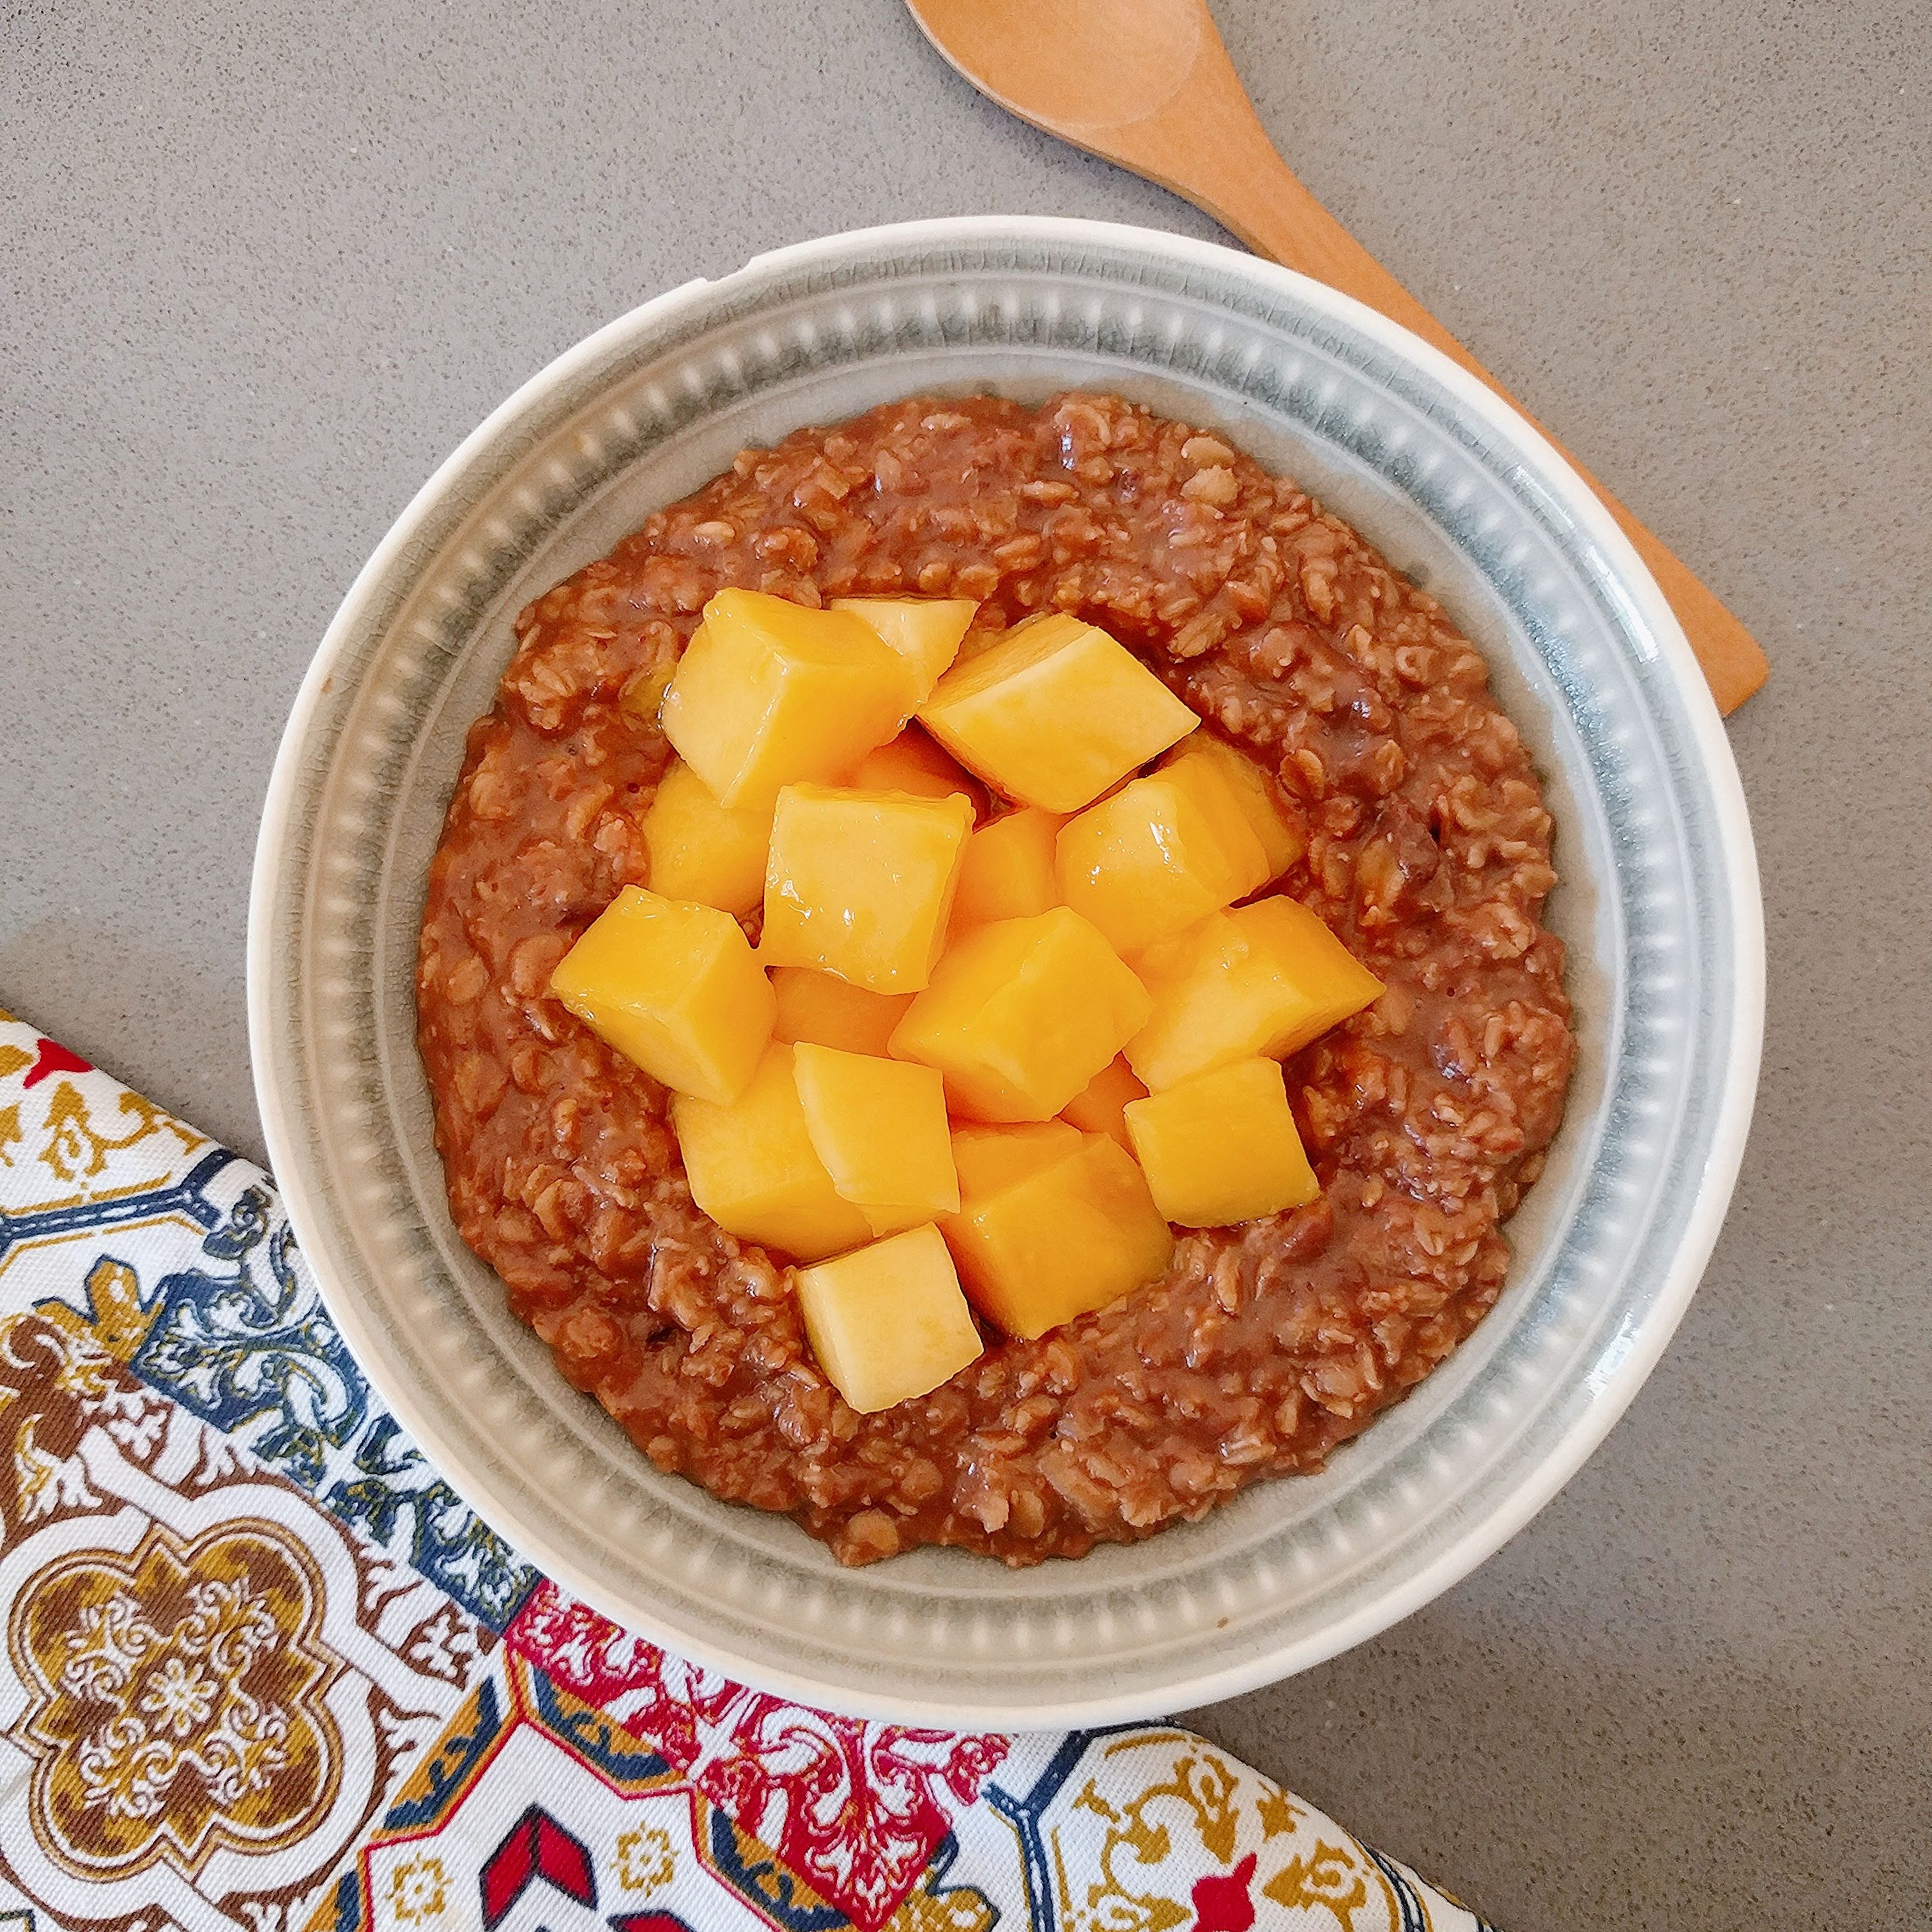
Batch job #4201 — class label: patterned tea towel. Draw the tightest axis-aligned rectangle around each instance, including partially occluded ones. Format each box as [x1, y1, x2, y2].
[0, 1005, 1496, 1932]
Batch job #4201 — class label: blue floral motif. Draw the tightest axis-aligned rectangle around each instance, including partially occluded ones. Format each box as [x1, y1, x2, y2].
[704, 1805, 849, 1932]
[315, 1870, 361, 1932]
[326, 1415, 539, 1631]
[526, 1666, 674, 1786]
[131, 1184, 368, 1488]
[122, 1183, 539, 1630]
[381, 1674, 508, 1832]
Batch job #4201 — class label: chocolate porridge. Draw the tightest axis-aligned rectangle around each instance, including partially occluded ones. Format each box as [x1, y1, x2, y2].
[416, 394, 1576, 1566]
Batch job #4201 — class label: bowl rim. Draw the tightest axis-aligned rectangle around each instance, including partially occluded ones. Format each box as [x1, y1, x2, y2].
[249, 213, 1765, 1724]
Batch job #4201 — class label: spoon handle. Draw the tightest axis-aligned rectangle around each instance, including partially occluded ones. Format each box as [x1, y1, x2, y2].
[1122, 61, 1768, 712]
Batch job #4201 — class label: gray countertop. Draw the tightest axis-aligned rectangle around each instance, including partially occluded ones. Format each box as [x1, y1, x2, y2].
[6, 1, 1928, 1922]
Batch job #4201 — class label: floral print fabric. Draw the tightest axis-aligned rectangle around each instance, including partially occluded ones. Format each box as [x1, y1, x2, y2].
[0, 1009, 1493, 1932]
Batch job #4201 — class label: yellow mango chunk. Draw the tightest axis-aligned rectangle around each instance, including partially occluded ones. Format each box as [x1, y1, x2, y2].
[1126, 897, 1384, 1091]
[950, 1120, 1082, 1199]
[1124, 1057, 1319, 1226]
[1059, 1055, 1149, 1153]
[639, 761, 772, 916]
[761, 785, 974, 993]
[550, 885, 773, 1105]
[769, 966, 915, 1058]
[916, 613, 1200, 811]
[622, 656, 675, 722]
[658, 589, 914, 809]
[844, 726, 987, 815]
[889, 908, 1151, 1123]
[792, 1044, 960, 1238]
[1160, 735, 1305, 880]
[949, 806, 1065, 933]
[670, 1043, 873, 1261]
[940, 1132, 1172, 1340]
[796, 1224, 983, 1414]
[830, 597, 977, 701]
[1055, 772, 1269, 956]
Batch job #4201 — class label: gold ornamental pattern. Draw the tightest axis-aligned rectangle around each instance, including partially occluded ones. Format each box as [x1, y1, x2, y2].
[8, 1517, 348, 1880]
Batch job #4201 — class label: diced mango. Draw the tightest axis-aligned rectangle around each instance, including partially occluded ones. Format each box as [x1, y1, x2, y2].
[769, 966, 915, 1058]
[940, 1132, 1172, 1339]
[761, 785, 974, 993]
[1160, 735, 1304, 880]
[792, 1044, 960, 1238]
[916, 613, 1200, 811]
[844, 726, 987, 815]
[795, 1224, 983, 1414]
[622, 656, 675, 722]
[949, 806, 1065, 932]
[889, 908, 1151, 1123]
[1059, 1056, 1149, 1152]
[830, 597, 977, 701]
[1125, 898, 1384, 1091]
[950, 1120, 1083, 1199]
[1055, 772, 1269, 956]
[549, 885, 773, 1105]
[1123, 1057, 1319, 1226]
[670, 1043, 873, 1261]
[657, 589, 914, 809]
[639, 760, 772, 916]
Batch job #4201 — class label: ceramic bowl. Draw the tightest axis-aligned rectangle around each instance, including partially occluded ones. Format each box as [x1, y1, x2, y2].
[249, 217, 1763, 1725]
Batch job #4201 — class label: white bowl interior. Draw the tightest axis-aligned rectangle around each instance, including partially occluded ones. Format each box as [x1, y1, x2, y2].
[252, 220, 1759, 1723]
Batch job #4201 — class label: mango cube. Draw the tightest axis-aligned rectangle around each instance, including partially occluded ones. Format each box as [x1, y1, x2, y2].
[1123, 1057, 1319, 1226]
[1125, 897, 1384, 1091]
[940, 1131, 1173, 1339]
[792, 1044, 960, 1238]
[1055, 772, 1269, 956]
[949, 806, 1064, 933]
[949, 1120, 1082, 1199]
[844, 726, 986, 814]
[831, 597, 977, 701]
[640, 760, 772, 916]
[889, 908, 1151, 1123]
[622, 656, 676, 723]
[549, 885, 773, 1105]
[658, 589, 914, 809]
[1059, 1055, 1149, 1152]
[795, 1224, 983, 1414]
[769, 966, 915, 1058]
[761, 785, 974, 993]
[916, 613, 1200, 811]
[670, 1043, 873, 1261]
[1160, 735, 1305, 880]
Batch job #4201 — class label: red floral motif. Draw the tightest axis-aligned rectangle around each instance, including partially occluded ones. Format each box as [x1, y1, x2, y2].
[1191, 1850, 1259, 1932]
[505, 1581, 1006, 1930]
[22, 1039, 92, 1089]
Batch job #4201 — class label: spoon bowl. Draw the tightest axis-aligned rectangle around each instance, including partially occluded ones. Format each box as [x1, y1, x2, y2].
[908, 0, 1205, 127]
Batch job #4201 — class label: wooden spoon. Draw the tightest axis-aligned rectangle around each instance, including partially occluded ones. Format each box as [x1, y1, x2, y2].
[905, 0, 1767, 714]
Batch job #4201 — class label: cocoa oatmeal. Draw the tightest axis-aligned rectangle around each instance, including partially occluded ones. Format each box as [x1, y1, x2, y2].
[417, 394, 1576, 1566]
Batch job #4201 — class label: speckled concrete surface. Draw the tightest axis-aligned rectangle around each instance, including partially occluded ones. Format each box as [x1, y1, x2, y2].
[4, 1, 1927, 1922]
